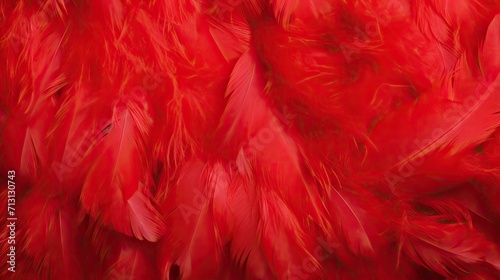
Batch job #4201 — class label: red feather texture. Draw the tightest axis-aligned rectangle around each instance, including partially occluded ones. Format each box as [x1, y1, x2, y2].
[214, 173, 274, 280]
[16, 189, 86, 279]
[81, 99, 166, 242]
[362, 12, 500, 196]
[158, 157, 220, 280]
[0, 5, 63, 184]
[91, 222, 156, 280]
[2, 0, 500, 279]
[218, 48, 330, 278]
[399, 200, 500, 278]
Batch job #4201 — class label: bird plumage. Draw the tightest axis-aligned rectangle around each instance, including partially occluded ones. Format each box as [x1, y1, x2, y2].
[1, 0, 500, 279]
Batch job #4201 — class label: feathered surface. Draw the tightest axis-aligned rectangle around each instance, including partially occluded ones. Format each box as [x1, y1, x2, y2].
[1, 0, 500, 279]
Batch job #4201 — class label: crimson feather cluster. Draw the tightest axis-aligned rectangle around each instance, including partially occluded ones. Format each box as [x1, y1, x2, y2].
[1, 0, 500, 279]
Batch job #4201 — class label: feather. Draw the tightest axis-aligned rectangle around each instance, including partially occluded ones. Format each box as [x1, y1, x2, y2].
[167, 12, 235, 153]
[480, 14, 500, 77]
[327, 188, 382, 257]
[472, 129, 500, 220]
[270, 0, 299, 27]
[212, 169, 275, 279]
[251, 18, 355, 128]
[46, 81, 110, 195]
[156, 0, 197, 26]
[0, 3, 65, 184]
[214, 48, 271, 156]
[90, 224, 156, 280]
[259, 190, 323, 279]
[413, 0, 500, 58]
[363, 66, 500, 194]
[208, 11, 251, 62]
[18, 189, 84, 279]
[221, 46, 332, 227]
[80, 99, 166, 242]
[399, 203, 500, 277]
[158, 157, 219, 280]
[218, 46, 334, 278]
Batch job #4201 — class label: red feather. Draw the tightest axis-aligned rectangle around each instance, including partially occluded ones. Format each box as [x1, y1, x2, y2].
[80, 99, 166, 242]
[158, 158, 219, 280]
[17, 190, 85, 279]
[399, 201, 500, 278]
